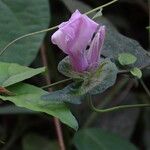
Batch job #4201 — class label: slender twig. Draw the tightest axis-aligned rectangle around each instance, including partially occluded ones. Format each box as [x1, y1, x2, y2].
[40, 45, 66, 150]
[88, 94, 150, 113]
[0, 26, 58, 57]
[41, 78, 72, 89]
[140, 79, 150, 98]
[0, 0, 118, 57]
[85, 0, 118, 15]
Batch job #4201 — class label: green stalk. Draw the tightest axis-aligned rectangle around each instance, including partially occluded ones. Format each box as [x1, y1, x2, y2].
[0, 25, 58, 56]
[83, 78, 128, 127]
[41, 78, 72, 89]
[88, 94, 150, 113]
[85, 0, 118, 15]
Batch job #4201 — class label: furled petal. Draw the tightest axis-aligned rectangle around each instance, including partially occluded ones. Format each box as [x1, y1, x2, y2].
[51, 10, 98, 55]
[59, 10, 81, 28]
[51, 10, 103, 73]
[60, 13, 98, 53]
[51, 30, 69, 53]
[69, 51, 88, 72]
[87, 26, 106, 69]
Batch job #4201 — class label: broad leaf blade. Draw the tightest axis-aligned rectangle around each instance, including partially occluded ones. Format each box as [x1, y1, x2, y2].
[0, 62, 45, 87]
[73, 128, 137, 150]
[43, 58, 118, 104]
[0, 0, 50, 65]
[0, 83, 78, 130]
[42, 83, 84, 104]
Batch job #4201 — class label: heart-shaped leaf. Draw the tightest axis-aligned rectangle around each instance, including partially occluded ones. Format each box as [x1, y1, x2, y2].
[42, 58, 118, 104]
[0, 0, 50, 65]
[58, 57, 118, 95]
[0, 83, 78, 130]
[0, 62, 45, 87]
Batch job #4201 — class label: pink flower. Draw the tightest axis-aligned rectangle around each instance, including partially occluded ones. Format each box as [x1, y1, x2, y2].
[51, 10, 105, 72]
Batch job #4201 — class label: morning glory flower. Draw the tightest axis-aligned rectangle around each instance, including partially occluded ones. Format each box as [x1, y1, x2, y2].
[51, 10, 105, 72]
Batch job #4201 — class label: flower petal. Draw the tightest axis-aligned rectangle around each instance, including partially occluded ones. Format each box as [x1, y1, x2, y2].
[69, 51, 88, 72]
[60, 12, 98, 53]
[87, 26, 106, 69]
[51, 30, 70, 54]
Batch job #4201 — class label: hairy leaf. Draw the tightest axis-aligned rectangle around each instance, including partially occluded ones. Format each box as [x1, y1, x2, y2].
[42, 58, 118, 104]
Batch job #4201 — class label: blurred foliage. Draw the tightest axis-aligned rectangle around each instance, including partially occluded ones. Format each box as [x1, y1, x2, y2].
[0, 0, 149, 150]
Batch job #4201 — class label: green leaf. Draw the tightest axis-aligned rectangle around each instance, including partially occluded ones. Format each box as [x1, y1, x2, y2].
[0, 62, 45, 87]
[0, 83, 78, 130]
[89, 59, 118, 94]
[59, 57, 118, 95]
[118, 53, 137, 66]
[23, 133, 59, 150]
[42, 83, 84, 104]
[73, 128, 137, 150]
[0, 105, 35, 114]
[0, 0, 50, 65]
[42, 58, 118, 104]
[130, 67, 142, 79]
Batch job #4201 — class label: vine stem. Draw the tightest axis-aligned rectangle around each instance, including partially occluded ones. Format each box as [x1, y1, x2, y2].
[85, 0, 118, 15]
[41, 78, 72, 89]
[0, 0, 118, 57]
[0, 25, 58, 56]
[88, 94, 150, 113]
[40, 45, 66, 150]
